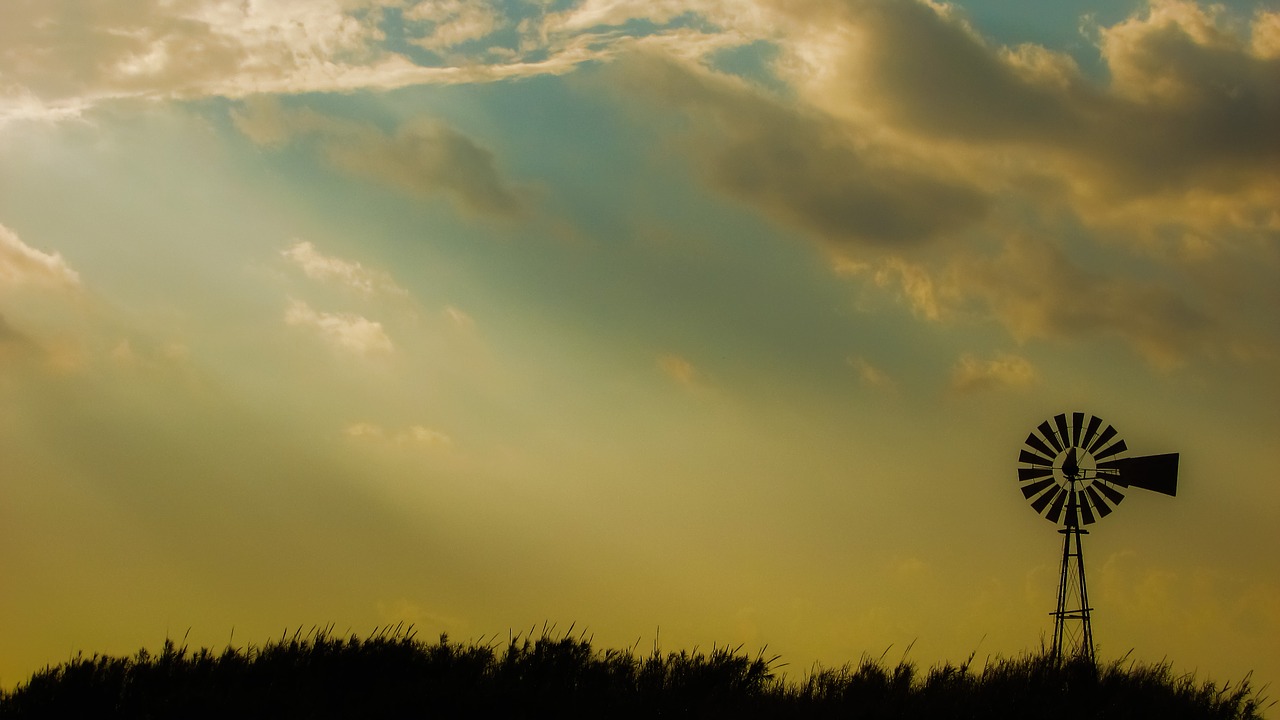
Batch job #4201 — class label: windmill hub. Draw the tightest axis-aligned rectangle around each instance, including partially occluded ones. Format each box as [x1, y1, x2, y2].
[1015, 412, 1179, 665]
[1053, 447, 1094, 489]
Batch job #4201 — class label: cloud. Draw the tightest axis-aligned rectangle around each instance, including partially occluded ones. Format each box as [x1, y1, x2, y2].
[594, 0, 1275, 367]
[0, 313, 36, 361]
[323, 116, 527, 218]
[443, 306, 475, 329]
[0, 0, 383, 116]
[345, 422, 453, 447]
[873, 260, 941, 321]
[0, 0, 702, 123]
[282, 240, 405, 296]
[344, 422, 385, 438]
[778, 0, 1083, 143]
[950, 353, 1037, 394]
[545, 0, 706, 32]
[402, 425, 454, 447]
[657, 353, 698, 386]
[952, 236, 1217, 368]
[284, 299, 393, 356]
[0, 222, 80, 289]
[770, 0, 1280, 233]
[0, 313, 21, 341]
[9, 0, 1276, 372]
[608, 52, 990, 249]
[233, 99, 528, 218]
[847, 356, 894, 390]
[404, 0, 504, 52]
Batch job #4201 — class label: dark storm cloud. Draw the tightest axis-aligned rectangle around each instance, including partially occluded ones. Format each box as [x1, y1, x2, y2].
[609, 52, 991, 248]
[633, 0, 1276, 366]
[823, 0, 1087, 143]
[1087, 10, 1280, 197]
[232, 98, 529, 219]
[784, 0, 1280, 201]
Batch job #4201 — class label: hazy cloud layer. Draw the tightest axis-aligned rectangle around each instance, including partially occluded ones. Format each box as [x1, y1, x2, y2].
[5, 0, 1276, 370]
[0, 313, 35, 360]
[950, 237, 1219, 368]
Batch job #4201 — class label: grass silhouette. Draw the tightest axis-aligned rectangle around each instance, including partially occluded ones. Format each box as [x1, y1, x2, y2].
[0, 624, 1268, 719]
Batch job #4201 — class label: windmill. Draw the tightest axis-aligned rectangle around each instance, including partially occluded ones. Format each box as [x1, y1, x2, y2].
[1017, 412, 1179, 664]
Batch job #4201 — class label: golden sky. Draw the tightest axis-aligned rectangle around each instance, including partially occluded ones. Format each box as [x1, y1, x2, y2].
[1, 0, 1278, 690]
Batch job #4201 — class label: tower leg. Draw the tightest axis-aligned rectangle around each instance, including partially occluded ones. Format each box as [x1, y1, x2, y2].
[1051, 524, 1095, 665]
[1074, 527, 1094, 664]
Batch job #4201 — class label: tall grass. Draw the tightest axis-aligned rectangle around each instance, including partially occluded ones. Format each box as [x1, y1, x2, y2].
[0, 625, 1268, 719]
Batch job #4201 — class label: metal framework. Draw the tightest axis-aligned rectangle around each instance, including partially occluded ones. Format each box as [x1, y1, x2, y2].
[1051, 486, 1094, 665]
[1018, 412, 1179, 668]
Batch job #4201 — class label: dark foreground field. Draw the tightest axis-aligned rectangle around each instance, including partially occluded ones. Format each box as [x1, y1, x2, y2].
[0, 626, 1268, 719]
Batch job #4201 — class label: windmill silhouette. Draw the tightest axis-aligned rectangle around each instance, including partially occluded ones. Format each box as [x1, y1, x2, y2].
[1017, 412, 1179, 664]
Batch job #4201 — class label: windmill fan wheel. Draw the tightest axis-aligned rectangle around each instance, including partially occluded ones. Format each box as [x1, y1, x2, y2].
[1017, 412, 1129, 526]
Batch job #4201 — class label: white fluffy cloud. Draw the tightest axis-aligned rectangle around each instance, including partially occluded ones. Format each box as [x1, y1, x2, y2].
[282, 240, 405, 296]
[284, 299, 393, 356]
[0, 0, 388, 119]
[404, 0, 504, 51]
[0, 222, 80, 289]
[0, 0, 688, 123]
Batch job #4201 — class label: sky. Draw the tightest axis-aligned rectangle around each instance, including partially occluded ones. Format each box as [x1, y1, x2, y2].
[1, 0, 1279, 692]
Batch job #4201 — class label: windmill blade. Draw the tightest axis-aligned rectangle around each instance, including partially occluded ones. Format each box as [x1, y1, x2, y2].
[1079, 493, 1097, 525]
[1031, 486, 1062, 515]
[1093, 438, 1128, 462]
[1071, 412, 1085, 447]
[1081, 415, 1102, 451]
[1054, 414, 1072, 450]
[1019, 448, 1054, 466]
[1094, 480, 1126, 506]
[1037, 421, 1064, 453]
[1019, 466, 1053, 482]
[1084, 486, 1113, 519]
[1046, 489, 1068, 524]
[1113, 453, 1179, 496]
[1088, 424, 1117, 454]
[1024, 433, 1057, 461]
[1021, 478, 1057, 499]
[1062, 489, 1081, 527]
